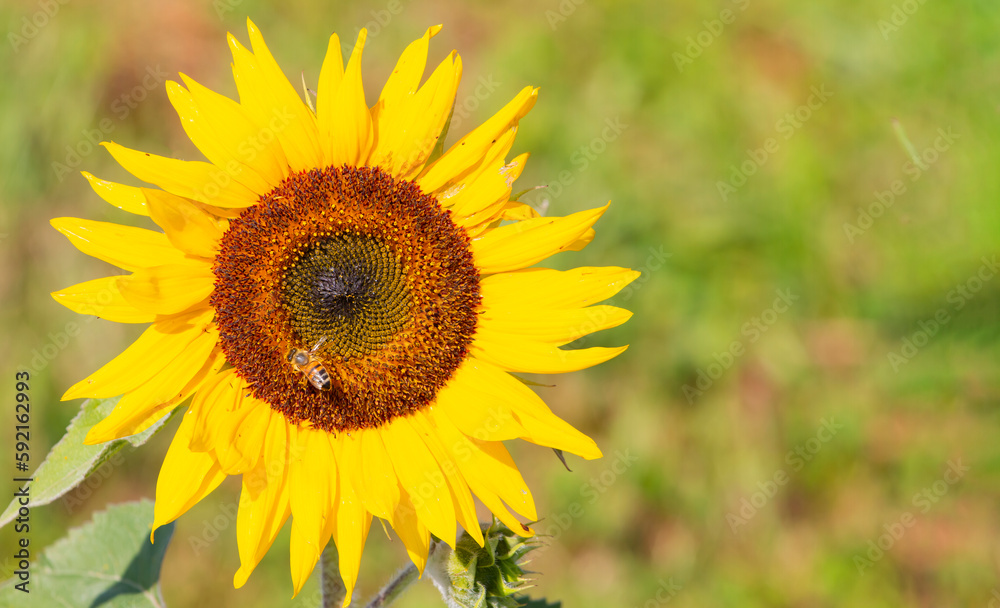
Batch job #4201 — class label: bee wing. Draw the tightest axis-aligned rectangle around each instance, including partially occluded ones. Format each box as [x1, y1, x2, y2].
[310, 336, 329, 353]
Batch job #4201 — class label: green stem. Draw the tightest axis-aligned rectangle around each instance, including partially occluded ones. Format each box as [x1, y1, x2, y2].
[321, 543, 347, 608]
[422, 541, 459, 608]
[363, 564, 419, 608]
[363, 540, 449, 608]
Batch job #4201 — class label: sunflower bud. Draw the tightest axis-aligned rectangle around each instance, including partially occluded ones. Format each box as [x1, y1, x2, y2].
[447, 518, 540, 608]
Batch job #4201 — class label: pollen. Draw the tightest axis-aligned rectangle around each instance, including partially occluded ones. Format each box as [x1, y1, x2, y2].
[211, 166, 480, 432]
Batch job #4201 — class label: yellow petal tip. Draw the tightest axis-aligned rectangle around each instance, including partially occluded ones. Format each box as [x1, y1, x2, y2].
[227, 32, 243, 53]
[61, 385, 84, 402]
[233, 567, 251, 589]
[83, 426, 111, 445]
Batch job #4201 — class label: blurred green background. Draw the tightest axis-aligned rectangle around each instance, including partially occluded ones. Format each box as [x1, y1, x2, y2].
[3, 0, 1000, 606]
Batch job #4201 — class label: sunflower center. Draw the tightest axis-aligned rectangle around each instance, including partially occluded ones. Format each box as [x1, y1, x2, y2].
[282, 234, 410, 358]
[211, 166, 480, 433]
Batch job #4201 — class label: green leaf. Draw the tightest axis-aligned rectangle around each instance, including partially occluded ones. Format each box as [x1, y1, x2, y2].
[0, 499, 173, 607]
[0, 397, 178, 529]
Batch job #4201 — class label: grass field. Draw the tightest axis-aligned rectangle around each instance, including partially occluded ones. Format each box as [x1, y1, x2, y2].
[2, 0, 1000, 606]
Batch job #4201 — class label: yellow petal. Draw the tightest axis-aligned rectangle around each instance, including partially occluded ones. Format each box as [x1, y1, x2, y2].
[439, 129, 517, 210]
[428, 407, 537, 525]
[375, 25, 441, 112]
[315, 32, 344, 138]
[455, 358, 602, 460]
[333, 432, 363, 503]
[470, 204, 608, 275]
[288, 427, 335, 540]
[381, 416, 457, 547]
[186, 371, 231, 452]
[126, 346, 225, 434]
[473, 490, 532, 538]
[288, 427, 336, 596]
[434, 358, 526, 441]
[228, 24, 321, 174]
[410, 411, 483, 546]
[192, 200, 243, 220]
[85, 342, 223, 444]
[218, 399, 271, 476]
[334, 430, 399, 522]
[389, 491, 431, 573]
[82, 172, 148, 216]
[188, 368, 245, 453]
[565, 228, 595, 251]
[452, 152, 528, 230]
[416, 86, 537, 193]
[152, 407, 227, 536]
[358, 429, 401, 520]
[472, 327, 628, 374]
[330, 446, 372, 606]
[180, 73, 290, 186]
[234, 411, 292, 588]
[144, 188, 226, 258]
[117, 259, 214, 315]
[510, 407, 603, 461]
[481, 266, 640, 310]
[369, 46, 461, 179]
[51, 217, 187, 271]
[228, 29, 317, 171]
[318, 29, 373, 167]
[465, 437, 538, 522]
[444, 134, 519, 221]
[103, 141, 258, 208]
[62, 307, 214, 400]
[166, 80, 275, 196]
[289, 516, 327, 598]
[499, 200, 541, 221]
[51, 276, 155, 323]
[478, 305, 633, 346]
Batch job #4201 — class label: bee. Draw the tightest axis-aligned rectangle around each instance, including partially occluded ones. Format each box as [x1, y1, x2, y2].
[286, 337, 332, 391]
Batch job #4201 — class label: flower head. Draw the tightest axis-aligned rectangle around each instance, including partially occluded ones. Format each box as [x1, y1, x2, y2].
[52, 19, 637, 601]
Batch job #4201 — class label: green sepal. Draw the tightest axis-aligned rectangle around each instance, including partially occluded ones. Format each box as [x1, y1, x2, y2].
[447, 518, 541, 608]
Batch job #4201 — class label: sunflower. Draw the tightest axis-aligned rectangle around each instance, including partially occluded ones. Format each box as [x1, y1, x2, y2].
[52, 19, 637, 601]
